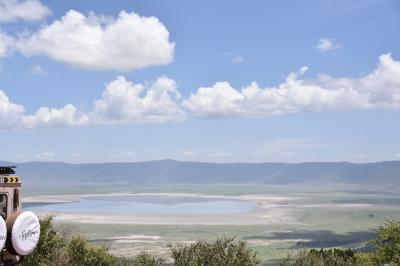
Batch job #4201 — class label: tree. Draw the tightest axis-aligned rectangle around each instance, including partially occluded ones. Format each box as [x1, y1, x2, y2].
[169, 236, 261, 266]
[22, 216, 132, 266]
[370, 218, 400, 265]
[65, 236, 116, 266]
[21, 216, 65, 266]
[281, 248, 368, 266]
[133, 252, 164, 266]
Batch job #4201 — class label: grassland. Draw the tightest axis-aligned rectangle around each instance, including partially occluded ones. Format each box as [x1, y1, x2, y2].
[24, 184, 400, 265]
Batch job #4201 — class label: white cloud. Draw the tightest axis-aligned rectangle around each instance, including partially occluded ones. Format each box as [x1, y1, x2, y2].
[33, 151, 54, 160]
[0, 0, 50, 22]
[0, 31, 14, 57]
[353, 153, 368, 159]
[223, 51, 244, 63]
[183, 81, 244, 117]
[180, 150, 232, 162]
[182, 150, 194, 157]
[113, 152, 136, 160]
[30, 65, 46, 76]
[395, 153, 400, 159]
[0, 75, 184, 130]
[208, 151, 232, 157]
[0, 90, 24, 129]
[184, 53, 400, 117]
[91, 76, 185, 123]
[16, 9, 175, 71]
[22, 104, 89, 128]
[316, 38, 343, 53]
[70, 153, 81, 159]
[230, 56, 244, 63]
[0, 54, 399, 130]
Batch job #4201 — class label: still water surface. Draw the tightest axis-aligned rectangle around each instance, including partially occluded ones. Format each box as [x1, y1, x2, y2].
[26, 195, 256, 215]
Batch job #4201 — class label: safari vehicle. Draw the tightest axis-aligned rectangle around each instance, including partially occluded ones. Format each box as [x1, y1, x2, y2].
[0, 166, 40, 265]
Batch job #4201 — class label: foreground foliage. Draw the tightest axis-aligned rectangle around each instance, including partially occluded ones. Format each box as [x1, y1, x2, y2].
[22, 217, 260, 266]
[21, 216, 125, 266]
[370, 218, 400, 265]
[133, 252, 164, 266]
[21, 216, 400, 266]
[281, 248, 368, 266]
[169, 237, 261, 266]
[282, 218, 400, 266]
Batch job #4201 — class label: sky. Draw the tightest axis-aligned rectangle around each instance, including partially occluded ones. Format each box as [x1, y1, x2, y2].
[0, 0, 399, 163]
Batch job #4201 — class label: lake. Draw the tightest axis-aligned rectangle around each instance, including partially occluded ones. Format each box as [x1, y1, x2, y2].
[25, 194, 256, 215]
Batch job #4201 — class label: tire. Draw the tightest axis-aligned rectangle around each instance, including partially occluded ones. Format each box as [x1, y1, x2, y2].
[6, 211, 40, 256]
[0, 216, 6, 251]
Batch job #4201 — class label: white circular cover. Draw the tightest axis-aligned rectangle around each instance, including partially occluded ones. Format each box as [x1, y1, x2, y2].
[11, 211, 40, 256]
[0, 217, 6, 250]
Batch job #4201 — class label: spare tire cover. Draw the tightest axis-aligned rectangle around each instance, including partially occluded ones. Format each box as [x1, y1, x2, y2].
[0, 217, 6, 250]
[10, 211, 40, 255]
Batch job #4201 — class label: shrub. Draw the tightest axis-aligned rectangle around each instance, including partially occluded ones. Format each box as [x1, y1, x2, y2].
[281, 248, 366, 266]
[21, 216, 65, 266]
[66, 236, 116, 266]
[370, 218, 400, 265]
[22, 216, 123, 266]
[169, 236, 261, 266]
[281, 218, 400, 265]
[133, 252, 164, 266]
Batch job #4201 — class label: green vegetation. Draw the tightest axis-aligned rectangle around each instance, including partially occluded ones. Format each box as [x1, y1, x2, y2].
[169, 237, 261, 266]
[22, 215, 400, 265]
[23, 217, 261, 266]
[22, 216, 131, 266]
[281, 249, 367, 265]
[281, 218, 400, 266]
[370, 218, 400, 265]
[131, 252, 164, 266]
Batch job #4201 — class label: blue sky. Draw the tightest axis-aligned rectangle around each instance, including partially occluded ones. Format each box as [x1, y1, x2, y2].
[0, 0, 399, 163]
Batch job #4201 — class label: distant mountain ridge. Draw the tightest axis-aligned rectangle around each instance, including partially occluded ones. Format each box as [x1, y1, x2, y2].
[1, 160, 399, 188]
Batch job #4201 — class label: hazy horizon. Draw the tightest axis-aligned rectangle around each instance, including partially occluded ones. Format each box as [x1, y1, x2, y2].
[3, 158, 400, 165]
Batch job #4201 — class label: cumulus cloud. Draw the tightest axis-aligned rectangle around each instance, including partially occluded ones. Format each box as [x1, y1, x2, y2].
[113, 152, 136, 160]
[223, 51, 244, 63]
[30, 65, 46, 75]
[353, 153, 368, 159]
[209, 151, 232, 157]
[33, 151, 54, 160]
[15, 10, 175, 71]
[316, 38, 343, 53]
[91, 76, 184, 123]
[181, 150, 194, 157]
[230, 56, 244, 63]
[0, 75, 184, 129]
[184, 53, 400, 117]
[22, 104, 89, 128]
[0, 31, 14, 57]
[0, 0, 50, 22]
[0, 90, 24, 129]
[0, 54, 399, 130]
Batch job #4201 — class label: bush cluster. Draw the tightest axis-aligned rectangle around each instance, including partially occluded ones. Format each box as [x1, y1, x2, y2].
[22, 217, 260, 266]
[281, 218, 400, 266]
[22, 216, 400, 266]
[169, 237, 261, 266]
[21, 216, 130, 266]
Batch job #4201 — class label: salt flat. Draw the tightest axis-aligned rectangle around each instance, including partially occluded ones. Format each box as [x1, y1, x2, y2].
[23, 188, 400, 264]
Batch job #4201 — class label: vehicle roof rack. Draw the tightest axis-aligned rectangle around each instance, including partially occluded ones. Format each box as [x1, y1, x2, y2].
[0, 166, 16, 175]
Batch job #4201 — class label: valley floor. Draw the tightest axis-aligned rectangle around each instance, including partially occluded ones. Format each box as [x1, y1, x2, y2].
[23, 185, 400, 264]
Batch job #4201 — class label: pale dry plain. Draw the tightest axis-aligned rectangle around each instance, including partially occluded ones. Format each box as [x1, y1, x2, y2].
[23, 188, 400, 264]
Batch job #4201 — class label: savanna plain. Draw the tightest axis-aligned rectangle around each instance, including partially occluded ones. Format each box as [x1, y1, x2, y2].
[22, 183, 400, 265]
